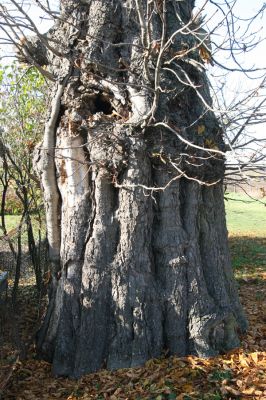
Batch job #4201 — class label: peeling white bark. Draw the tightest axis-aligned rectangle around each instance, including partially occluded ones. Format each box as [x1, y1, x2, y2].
[40, 75, 70, 262]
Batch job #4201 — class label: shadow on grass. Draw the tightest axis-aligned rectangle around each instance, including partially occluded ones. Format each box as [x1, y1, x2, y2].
[229, 235, 266, 284]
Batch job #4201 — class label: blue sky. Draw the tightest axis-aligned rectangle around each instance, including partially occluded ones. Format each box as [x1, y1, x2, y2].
[195, 0, 265, 145]
[196, 0, 266, 70]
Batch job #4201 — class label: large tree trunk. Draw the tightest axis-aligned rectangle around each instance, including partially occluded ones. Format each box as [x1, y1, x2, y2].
[33, 0, 247, 378]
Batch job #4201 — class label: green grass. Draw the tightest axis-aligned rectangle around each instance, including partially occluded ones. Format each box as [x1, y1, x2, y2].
[225, 192, 266, 278]
[1, 214, 22, 232]
[1, 214, 45, 245]
[224, 192, 266, 236]
[229, 235, 266, 274]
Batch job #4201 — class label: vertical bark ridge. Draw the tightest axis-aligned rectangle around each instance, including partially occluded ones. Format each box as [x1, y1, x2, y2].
[73, 170, 119, 376]
[40, 80, 69, 264]
[180, 181, 220, 356]
[84, 0, 122, 70]
[38, 134, 86, 370]
[153, 170, 188, 356]
[107, 143, 162, 371]
[51, 134, 91, 376]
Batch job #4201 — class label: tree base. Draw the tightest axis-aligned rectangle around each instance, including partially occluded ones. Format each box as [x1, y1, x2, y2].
[37, 180, 247, 378]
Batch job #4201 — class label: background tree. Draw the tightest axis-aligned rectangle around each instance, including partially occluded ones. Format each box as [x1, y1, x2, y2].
[0, 0, 265, 378]
[0, 63, 46, 295]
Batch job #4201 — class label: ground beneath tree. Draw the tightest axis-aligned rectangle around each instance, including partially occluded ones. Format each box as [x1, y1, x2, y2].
[0, 236, 265, 400]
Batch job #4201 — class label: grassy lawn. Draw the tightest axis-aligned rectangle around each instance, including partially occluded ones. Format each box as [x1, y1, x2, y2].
[224, 192, 266, 280]
[1, 214, 22, 232]
[224, 192, 266, 236]
[1, 214, 45, 244]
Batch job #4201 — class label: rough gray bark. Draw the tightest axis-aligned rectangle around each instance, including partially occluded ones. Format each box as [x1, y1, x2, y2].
[31, 0, 247, 377]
